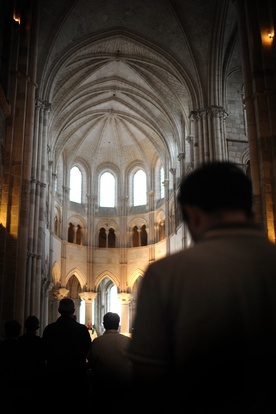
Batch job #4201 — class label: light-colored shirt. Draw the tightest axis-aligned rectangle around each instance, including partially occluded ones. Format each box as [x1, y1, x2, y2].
[89, 329, 133, 386]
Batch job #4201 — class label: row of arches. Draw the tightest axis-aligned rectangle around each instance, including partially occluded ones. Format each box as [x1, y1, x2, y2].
[65, 222, 165, 247]
[51, 264, 144, 335]
[54, 204, 169, 247]
[61, 164, 165, 208]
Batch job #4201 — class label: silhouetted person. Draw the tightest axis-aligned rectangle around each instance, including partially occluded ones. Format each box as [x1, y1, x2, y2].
[0, 320, 21, 412]
[16, 315, 46, 407]
[88, 312, 132, 406]
[42, 298, 91, 409]
[127, 161, 276, 413]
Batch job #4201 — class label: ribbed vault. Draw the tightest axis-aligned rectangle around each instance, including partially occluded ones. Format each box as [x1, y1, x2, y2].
[44, 34, 194, 175]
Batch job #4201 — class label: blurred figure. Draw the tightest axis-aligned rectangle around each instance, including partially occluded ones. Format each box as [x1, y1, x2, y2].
[127, 161, 276, 413]
[42, 298, 91, 409]
[88, 312, 132, 405]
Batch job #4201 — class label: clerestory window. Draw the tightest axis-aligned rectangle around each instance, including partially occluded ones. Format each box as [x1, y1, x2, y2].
[70, 166, 82, 203]
[160, 166, 164, 199]
[100, 172, 115, 207]
[133, 169, 147, 206]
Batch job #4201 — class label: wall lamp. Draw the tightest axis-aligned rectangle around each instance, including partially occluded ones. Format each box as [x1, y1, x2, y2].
[13, 18, 20, 28]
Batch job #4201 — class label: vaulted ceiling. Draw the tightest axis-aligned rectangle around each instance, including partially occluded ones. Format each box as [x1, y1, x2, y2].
[37, 0, 238, 177]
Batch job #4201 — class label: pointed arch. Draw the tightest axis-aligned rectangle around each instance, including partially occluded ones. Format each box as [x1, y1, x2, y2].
[93, 270, 120, 291]
[65, 268, 86, 289]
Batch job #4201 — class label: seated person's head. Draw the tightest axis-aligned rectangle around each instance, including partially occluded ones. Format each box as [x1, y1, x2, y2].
[24, 315, 40, 332]
[58, 298, 75, 316]
[103, 312, 120, 330]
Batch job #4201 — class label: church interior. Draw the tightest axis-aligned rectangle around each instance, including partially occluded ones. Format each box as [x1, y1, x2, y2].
[0, 0, 275, 338]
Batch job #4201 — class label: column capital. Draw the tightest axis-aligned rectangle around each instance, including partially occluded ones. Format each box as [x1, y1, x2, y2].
[177, 152, 185, 161]
[79, 291, 97, 302]
[51, 288, 69, 301]
[117, 292, 132, 304]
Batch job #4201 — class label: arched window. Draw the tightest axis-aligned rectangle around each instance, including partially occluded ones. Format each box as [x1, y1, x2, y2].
[133, 169, 147, 206]
[99, 227, 107, 247]
[132, 226, 139, 247]
[100, 172, 115, 207]
[68, 222, 75, 243]
[76, 224, 82, 245]
[108, 228, 116, 248]
[70, 166, 82, 203]
[160, 166, 164, 199]
[140, 224, 148, 246]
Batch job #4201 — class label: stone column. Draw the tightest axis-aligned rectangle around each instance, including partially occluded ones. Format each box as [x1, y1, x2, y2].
[189, 111, 200, 166]
[118, 293, 132, 334]
[79, 291, 98, 326]
[234, 0, 276, 241]
[61, 186, 70, 287]
[168, 170, 176, 236]
[186, 135, 194, 169]
[177, 151, 185, 177]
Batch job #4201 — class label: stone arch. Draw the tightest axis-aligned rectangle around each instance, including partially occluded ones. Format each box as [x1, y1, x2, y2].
[93, 270, 120, 291]
[128, 217, 148, 247]
[65, 268, 86, 290]
[129, 268, 145, 290]
[95, 218, 119, 247]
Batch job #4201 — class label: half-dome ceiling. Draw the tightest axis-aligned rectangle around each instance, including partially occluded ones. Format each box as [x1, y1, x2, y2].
[46, 35, 192, 173]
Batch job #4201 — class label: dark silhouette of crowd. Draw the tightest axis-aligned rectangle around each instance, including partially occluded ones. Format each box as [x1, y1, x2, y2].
[0, 301, 92, 412]
[0, 306, 132, 411]
[1, 162, 276, 413]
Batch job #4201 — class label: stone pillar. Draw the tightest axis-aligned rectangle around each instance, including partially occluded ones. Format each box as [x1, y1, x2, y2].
[61, 186, 70, 287]
[190, 106, 227, 163]
[118, 293, 132, 334]
[189, 111, 200, 166]
[208, 105, 228, 160]
[177, 151, 185, 177]
[168, 170, 176, 236]
[234, 0, 276, 241]
[186, 135, 194, 169]
[79, 291, 98, 326]
[0, 0, 39, 325]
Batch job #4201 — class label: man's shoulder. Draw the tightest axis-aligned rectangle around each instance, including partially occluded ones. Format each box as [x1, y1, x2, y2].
[148, 249, 188, 270]
[91, 334, 105, 348]
[43, 321, 57, 330]
[75, 322, 90, 333]
[42, 321, 59, 336]
[119, 333, 131, 343]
